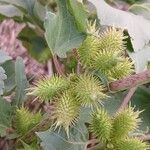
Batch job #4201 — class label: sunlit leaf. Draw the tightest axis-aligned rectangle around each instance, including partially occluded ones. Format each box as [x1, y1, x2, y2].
[88, 0, 150, 52]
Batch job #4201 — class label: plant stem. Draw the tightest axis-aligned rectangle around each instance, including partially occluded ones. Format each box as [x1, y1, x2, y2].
[87, 139, 99, 145]
[0, 138, 9, 150]
[138, 134, 150, 141]
[53, 54, 65, 76]
[87, 145, 99, 150]
[117, 86, 137, 112]
[73, 48, 79, 59]
[76, 62, 81, 75]
[47, 59, 53, 77]
[86, 139, 99, 150]
[109, 70, 150, 91]
[19, 114, 52, 143]
[86, 134, 150, 150]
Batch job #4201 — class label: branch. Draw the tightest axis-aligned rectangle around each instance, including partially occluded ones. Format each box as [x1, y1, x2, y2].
[76, 62, 81, 75]
[0, 138, 9, 150]
[87, 145, 99, 150]
[117, 86, 137, 112]
[87, 139, 99, 146]
[73, 48, 79, 60]
[86, 134, 150, 150]
[52, 54, 65, 76]
[86, 139, 99, 150]
[109, 70, 150, 91]
[47, 59, 53, 77]
[138, 134, 150, 141]
[19, 114, 52, 143]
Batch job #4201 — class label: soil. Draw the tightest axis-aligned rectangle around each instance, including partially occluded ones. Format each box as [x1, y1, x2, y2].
[0, 19, 47, 78]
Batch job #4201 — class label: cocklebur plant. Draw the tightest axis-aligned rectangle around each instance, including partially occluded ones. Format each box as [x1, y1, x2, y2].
[28, 75, 69, 101]
[73, 73, 107, 107]
[114, 138, 148, 150]
[90, 109, 112, 144]
[14, 107, 42, 135]
[0, 0, 150, 150]
[99, 27, 126, 52]
[111, 106, 141, 140]
[78, 26, 133, 80]
[10, 14, 147, 149]
[26, 23, 149, 149]
[3, 28, 148, 150]
[0, 1, 146, 148]
[53, 91, 81, 136]
[29, 73, 108, 135]
[90, 107, 149, 150]
[77, 35, 100, 67]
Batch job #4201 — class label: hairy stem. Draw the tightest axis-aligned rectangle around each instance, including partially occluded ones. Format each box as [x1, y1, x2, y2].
[118, 86, 137, 112]
[87, 145, 99, 150]
[47, 59, 53, 77]
[0, 138, 9, 150]
[86, 139, 99, 150]
[138, 134, 150, 141]
[76, 62, 81, 75]
[19, 114, 52, 144]
[53, 54, 65, 76]
[87, 139, 99, 146]
[109, 70, 150, 91]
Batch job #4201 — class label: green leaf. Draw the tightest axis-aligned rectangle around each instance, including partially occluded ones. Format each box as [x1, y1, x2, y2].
[0, 67, 7, 95]
[129, 2, 150, 20]
[0, 125, 8, 137]
[119, 0, 140, 4]
[20, 28, 51, 63]
[44, 0, 86, 58]
[88, 0, 150, 52]
[0, 50, 11, 95]
[94, 70, 109, 88]
[78, 107, 92, 124]
[127, 2, 150, 72]
[0, 51, 11, 64]
[147, 61, 150, 69]
[13, 57, 28, 107]
[128, 45, 150, 72]
[37, 127, 88, 150]
[79, 93, 125, 124]
[103, 87, 150, 132]
[103, 92, 126, 115]
[33, 0, 46, 21]
[68, 0, 88, 32]
[1, 60, 15, 94]
[23, 36, 51, 63]
[131, 86, 150, 131]
[0, 0, 26, 9]
[0, 0, 37, 15]
[25, 0, 36, 15]
[0, 97, 14, 136]
[0, 4, 24, 17]
[19, 141, 39, 150]
[126, 1, 150, 72]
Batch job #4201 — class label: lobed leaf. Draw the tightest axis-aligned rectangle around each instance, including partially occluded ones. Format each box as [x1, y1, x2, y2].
[0, 97, 14, 137]
[44, 0, 86, 58]
[88, 0, 150, 52]
[13, 57, 28, 107]
[37, 127, 88, 150]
